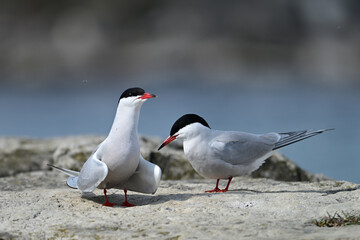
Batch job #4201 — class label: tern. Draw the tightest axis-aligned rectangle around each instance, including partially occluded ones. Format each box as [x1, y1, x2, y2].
[158, 114, 332, 193]
[49, 87, 162, 207]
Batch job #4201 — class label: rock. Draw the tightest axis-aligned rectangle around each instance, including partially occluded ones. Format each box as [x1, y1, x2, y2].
[0, 136, 328, 181]
[0, 136, 104, 177]
[0, 138, 54, 177]
[251, 152, 329, 182]
[52, 136, 105, 170]
[0, 171, 359, 239]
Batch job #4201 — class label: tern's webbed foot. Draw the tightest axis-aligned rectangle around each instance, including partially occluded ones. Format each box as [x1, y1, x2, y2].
[121, 189, 135, 207]
[103, 201, 116, 207]
[102, 189, 115, 207]
[206, 179, 221, 193]
[217, 188, 229, 193]
[122, 201, 136, 207]
[205, 177, 232, 193]
[205, 187, 221, 193]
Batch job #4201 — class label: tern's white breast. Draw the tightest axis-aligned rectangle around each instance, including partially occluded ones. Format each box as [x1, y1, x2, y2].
[99, 104, 142, 188]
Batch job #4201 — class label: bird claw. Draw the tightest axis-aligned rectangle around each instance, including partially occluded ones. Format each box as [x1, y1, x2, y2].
[205, 187, 221, 193]
[122, 201, 136, 207]
[218, 188, 229, 193]
[102, 201, 116, 207]
[205, 187, 229, 193]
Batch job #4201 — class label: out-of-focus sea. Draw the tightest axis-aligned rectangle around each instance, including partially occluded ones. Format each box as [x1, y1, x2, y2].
[1, 82, 359, 183]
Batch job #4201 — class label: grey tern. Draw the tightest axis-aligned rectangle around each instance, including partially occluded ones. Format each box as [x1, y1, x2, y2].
[158, 114, 332, 193]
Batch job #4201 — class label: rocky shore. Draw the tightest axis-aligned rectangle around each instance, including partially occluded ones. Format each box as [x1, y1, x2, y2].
[0, 136, 359, 239]
[0, 136, 328, 181]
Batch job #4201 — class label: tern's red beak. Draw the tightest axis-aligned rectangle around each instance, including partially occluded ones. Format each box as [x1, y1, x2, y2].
[139, 93, 157, 99]
[158, 135, 177, 150]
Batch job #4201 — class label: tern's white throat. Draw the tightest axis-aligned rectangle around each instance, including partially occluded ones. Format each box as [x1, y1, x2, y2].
[108, 97, 145, 140]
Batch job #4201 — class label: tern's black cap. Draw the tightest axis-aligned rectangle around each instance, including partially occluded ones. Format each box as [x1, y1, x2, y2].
[118, 87, 145, 103]
[170, 114, 210, 136]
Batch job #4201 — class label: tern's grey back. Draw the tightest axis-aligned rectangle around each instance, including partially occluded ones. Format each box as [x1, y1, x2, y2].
[210, 131, 279, 165]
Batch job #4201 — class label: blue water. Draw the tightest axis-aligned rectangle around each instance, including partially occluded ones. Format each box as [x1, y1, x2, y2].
[1, 82, 359, 183]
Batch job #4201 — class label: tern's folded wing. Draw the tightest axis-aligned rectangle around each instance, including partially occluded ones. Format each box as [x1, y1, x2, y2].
[211, 131, 280, 165]
[124, 156, 162, 194]
[77, 151, 108, 193]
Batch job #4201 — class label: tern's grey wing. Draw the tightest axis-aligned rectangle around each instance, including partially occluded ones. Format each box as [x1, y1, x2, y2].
[77, 149, 108, 193]
[273, 129, 333, 150]
[210, 131, 280, 165]
[124, 156, 162, 194]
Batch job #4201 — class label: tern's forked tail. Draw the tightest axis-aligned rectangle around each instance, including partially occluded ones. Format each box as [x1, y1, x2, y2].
[47, 164, 79, 189]
[273, 128, 334, 150]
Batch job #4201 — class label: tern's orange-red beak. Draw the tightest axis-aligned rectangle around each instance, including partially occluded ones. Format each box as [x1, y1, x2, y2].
[158, 135, 177, 150]
[139, 93, 157, 99]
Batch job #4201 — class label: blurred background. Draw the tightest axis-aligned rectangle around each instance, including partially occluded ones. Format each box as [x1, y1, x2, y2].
[0, 0, 359, 182]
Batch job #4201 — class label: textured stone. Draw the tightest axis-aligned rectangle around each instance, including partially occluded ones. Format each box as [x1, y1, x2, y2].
[52, 136, 104, 170]
[251, 152, 329, 182]
[0, 138, 54, 177]
[0, 171, 359, 240]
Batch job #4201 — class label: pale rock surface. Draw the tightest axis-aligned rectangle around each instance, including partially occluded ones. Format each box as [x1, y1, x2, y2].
[0, 171, 359, 239]
[0, 136, 328, 181]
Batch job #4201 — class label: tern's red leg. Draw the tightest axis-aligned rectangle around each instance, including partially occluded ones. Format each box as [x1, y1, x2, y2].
[121, 189, 135, 207]
[205, 179, 221, 193]
[102, 189, 115, 207]
[218, 177, 233, 193]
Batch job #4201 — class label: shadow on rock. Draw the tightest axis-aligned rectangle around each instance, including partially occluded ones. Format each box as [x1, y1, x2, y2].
[228, 187, 360, 195]
[81, 191, 208, 207]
